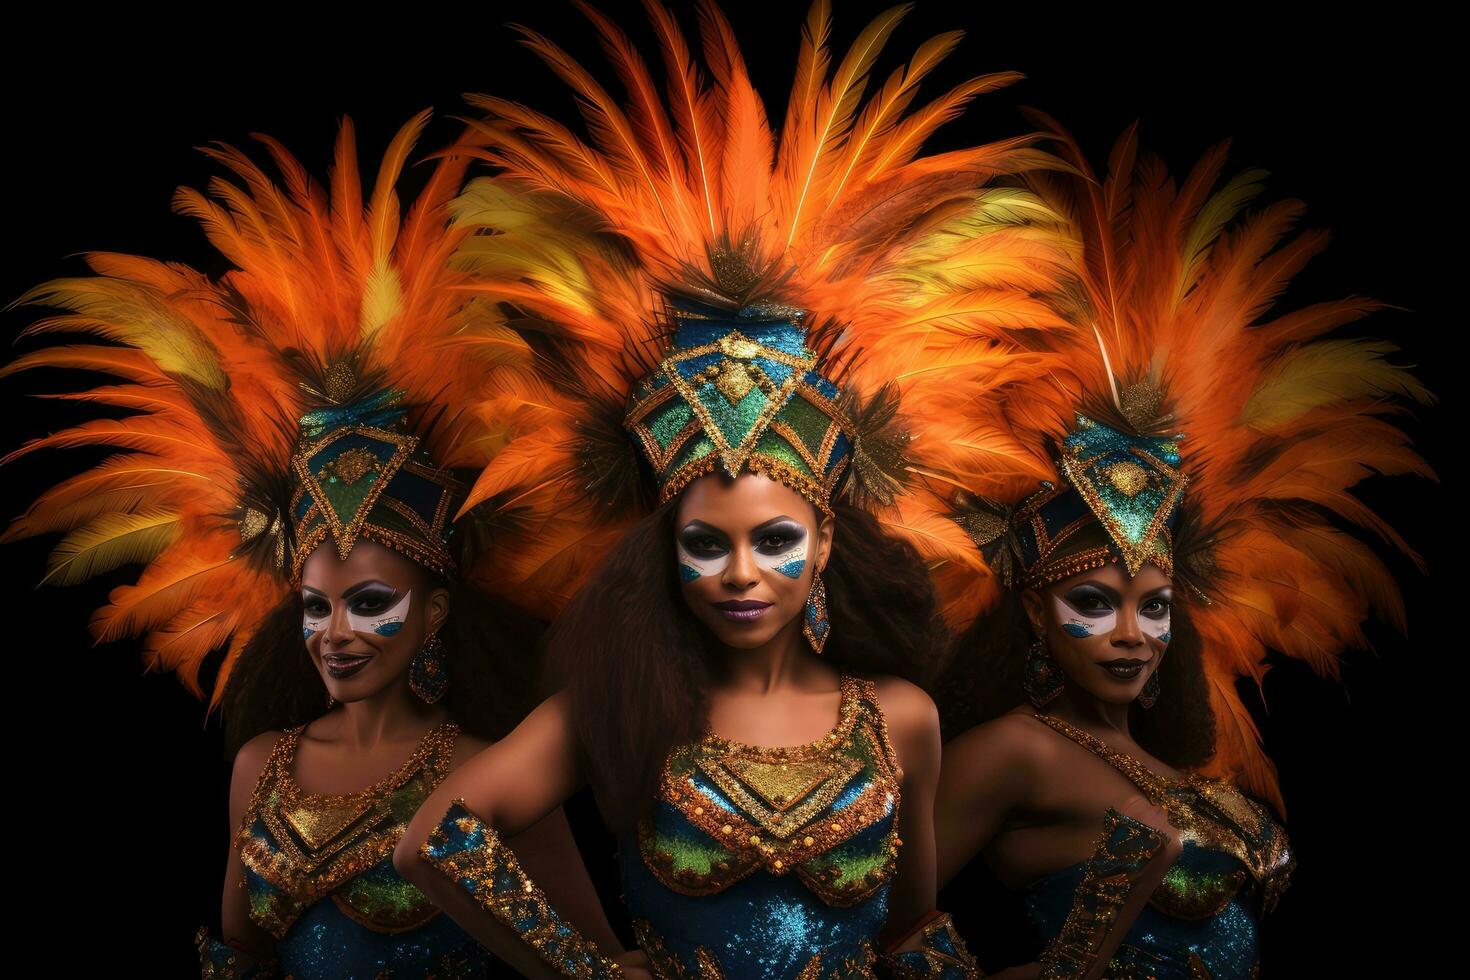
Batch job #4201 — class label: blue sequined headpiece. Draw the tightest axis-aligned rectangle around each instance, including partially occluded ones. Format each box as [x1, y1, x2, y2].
[288, 370, 462, 581]
[1012, 414, 1187, 587]
[623, 300, 856, 516]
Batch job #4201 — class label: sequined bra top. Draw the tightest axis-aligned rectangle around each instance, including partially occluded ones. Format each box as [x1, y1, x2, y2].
[619, 673, 902, 979]
[234, 720, 485, 979]
[1024, 714, 1296, 980]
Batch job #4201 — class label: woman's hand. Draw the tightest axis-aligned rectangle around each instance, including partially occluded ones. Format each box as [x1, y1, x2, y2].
[612, 948, 654, 979]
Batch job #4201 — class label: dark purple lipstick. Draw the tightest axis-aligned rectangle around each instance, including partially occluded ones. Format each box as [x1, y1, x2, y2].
[1098, 657, 1148, 680]
[324, 652, 373, 679]
[713, 599, 772, 622]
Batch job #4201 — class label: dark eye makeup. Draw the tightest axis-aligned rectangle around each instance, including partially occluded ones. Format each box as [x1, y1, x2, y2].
[679, 523, 729, 557]
[754, 520, 806, 554]
[1140, 593, 1173, 619]
[1062, 584, 1116, 616]
[301, 581, 400, 615]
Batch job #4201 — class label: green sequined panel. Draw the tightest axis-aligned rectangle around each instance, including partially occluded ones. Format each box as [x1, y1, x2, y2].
[637, 674, 903, 908]
[236, 722, 459, 938]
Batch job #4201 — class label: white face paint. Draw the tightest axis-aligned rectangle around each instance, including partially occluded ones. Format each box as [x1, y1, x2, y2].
[303, 606, 330, 642]
[752, 522, 809, 580]
[1140, 598, 1172, 645]
[676, 538, 729, 581]
[1051, 591, 1116, 639]
[348, 589, 412, 637]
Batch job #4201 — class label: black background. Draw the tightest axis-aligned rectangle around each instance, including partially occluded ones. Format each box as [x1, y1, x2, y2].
[1, 2, 1452, 975]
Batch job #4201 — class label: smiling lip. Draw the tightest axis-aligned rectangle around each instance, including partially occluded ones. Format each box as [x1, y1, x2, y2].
[713, 599, 772, 621]
[1098, 657, 1149, 680]
[323, 653, 373, 679]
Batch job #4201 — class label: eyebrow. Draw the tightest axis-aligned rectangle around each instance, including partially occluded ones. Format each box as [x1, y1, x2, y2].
[342, 580, 396, 600]
[1140, 586, 1174, 601]
[679, 520, 728, 537]
[751, 515, 804, 535]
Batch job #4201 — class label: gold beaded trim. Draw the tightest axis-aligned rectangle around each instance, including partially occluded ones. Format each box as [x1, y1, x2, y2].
[235, 722, 458, 938]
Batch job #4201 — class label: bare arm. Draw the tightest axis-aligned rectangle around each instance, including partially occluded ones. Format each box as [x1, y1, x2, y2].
[933, 716, 1181, 978]
[873, 677, 943, 950]
[219, 732, 285, 960]
[394, 694, 625, 978]
[933, 716, 1040, 889]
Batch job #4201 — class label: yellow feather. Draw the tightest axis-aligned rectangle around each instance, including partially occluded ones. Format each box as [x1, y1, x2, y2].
[1241, 339, 1434, 430]
[41, 509, 181, 587]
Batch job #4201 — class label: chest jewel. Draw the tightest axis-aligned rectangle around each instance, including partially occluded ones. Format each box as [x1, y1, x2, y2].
[639, 675, 903, 907]
[1148, 862, 1249, 920]
[238, 723, 457, 937]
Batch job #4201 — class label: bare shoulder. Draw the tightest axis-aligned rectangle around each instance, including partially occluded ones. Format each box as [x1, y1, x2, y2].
[232, 729, 286, 787]
[867, 674, 940, 744]
[449, 730, 494, 770]
[943, 709, 1055, 775]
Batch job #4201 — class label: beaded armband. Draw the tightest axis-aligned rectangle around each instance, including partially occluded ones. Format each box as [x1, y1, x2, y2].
[419, 799, 624, 979]
[1039, 808, 1168, 980]
[879, 910, 982, 979]
[194, 927, 277, 979]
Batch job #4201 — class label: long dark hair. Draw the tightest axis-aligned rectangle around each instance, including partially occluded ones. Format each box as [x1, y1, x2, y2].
[935, 591, 1216, 770]
[220, 580, 542, 757]
[546, 499, 946, 833]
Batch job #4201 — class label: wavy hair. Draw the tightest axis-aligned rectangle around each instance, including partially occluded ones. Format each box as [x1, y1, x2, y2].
[546, 499, 946, 833]
[935, 593, 1216, 770]
[220, 577, 542, 757]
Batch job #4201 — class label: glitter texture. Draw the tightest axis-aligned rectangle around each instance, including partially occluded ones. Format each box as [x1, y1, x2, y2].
[622, 674, 902, 977]
[1024, 714, 1296, 978]
[232, 722, 487, 977]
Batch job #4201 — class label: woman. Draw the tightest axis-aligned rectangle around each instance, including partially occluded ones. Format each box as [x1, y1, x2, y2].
[922, 123, 1432, 977]
[389, 3, 1062, 975]
[3, 114, 617, 977]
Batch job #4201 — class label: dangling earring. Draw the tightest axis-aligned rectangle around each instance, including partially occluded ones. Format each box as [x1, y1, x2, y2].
[1138, 669, 1160, 709]
[1024, 636, 1065, 708]
[325, 692, 336, 710]
[803, 571, 830, 655]
[410, 631, 449, 704]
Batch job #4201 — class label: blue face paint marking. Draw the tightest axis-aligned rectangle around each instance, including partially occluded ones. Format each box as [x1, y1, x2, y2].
[679, 562, 702, 583]
[774, 557, 806, 579]
[1062, 622, 1092, 638]
[1158, 630, 1171, 645]
[373, 621, 404, 637]
[303, 628, 315, 641]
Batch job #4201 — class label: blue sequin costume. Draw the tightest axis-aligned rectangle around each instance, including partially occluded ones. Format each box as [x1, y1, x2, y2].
[619, 673, 902, 979]
[1024, 715, 1294, 979]
[235, 721, 489, 979]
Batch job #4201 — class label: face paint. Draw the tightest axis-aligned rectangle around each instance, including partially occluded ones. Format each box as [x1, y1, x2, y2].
[676, 538, 728, 581]
[752, 521, 809, 579]
[303, 599, 329, 642]
[1140, 594, 1172, 645]
[1052, 590, 1117, 638]
[348, 589, 412, 636]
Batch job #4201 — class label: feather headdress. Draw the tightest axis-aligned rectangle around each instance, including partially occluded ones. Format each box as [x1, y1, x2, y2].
[438, 0, 1070, 622]
[925, 118, 1434, 808]
[1, 113, 502, 707]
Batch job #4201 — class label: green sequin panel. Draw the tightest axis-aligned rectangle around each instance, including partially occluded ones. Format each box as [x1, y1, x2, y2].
[752, 431, 817, 479]
[335, 856, 440, 931]
[776, 395, 834, 455]
[648, 400, 695, 451]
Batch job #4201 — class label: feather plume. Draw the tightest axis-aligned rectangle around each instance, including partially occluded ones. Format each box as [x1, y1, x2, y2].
[902, 121, 1433, 806]
[437, 1, 1064, 615]
[4, 115, 509, 708]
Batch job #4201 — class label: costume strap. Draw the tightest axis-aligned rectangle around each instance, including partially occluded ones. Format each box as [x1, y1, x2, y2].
[419, 799, 624, 978]
[1038, 808, 1170, 980]
[1029, 714, 1175, 805]
[879, 910, 983, 979]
